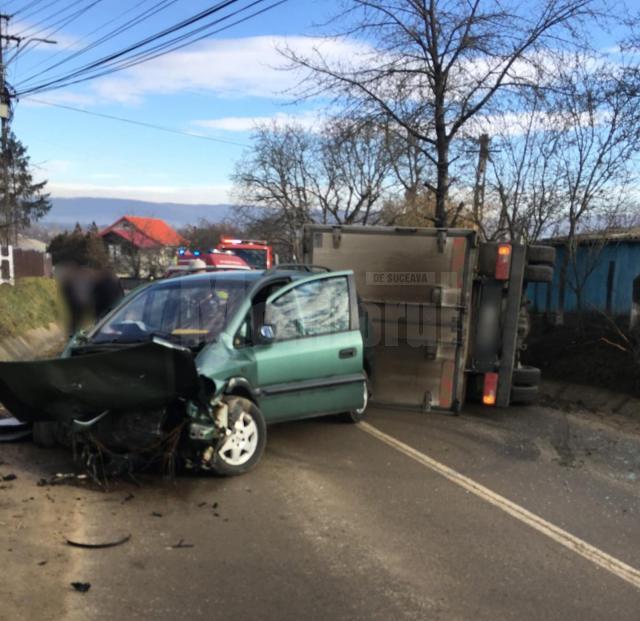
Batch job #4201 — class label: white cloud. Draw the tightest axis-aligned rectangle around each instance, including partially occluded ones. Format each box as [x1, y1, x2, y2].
[90, 36, 371, 103]
[48, 182, 234, 204]
[193, 110, 322, 133]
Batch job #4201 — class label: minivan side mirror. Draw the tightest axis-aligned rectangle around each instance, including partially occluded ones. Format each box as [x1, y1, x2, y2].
[260, 324, 276, 343]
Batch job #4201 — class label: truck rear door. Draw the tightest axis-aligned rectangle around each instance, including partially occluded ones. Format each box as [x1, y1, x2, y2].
[304, 225, 477, 412]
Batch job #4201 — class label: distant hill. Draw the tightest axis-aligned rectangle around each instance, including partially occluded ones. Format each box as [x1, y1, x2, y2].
[44, 197, 236, 227]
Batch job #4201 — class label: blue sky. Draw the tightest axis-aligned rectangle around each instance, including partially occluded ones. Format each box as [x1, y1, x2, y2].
[8, 0, 347, 204]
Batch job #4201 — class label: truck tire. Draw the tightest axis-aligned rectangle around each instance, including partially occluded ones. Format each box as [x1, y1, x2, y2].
[510, 384, 539, 405]
[211, 397, 266, 476]
[527, 245, 556, 265]
[512, 365, 541, 387]
[524, 264, 553, 283]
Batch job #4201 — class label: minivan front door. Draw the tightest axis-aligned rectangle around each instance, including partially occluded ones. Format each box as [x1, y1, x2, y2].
[253, 271, 365, 423]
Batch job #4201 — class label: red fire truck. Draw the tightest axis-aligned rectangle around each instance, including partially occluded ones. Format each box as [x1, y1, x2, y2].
[215, 237, 274, 269]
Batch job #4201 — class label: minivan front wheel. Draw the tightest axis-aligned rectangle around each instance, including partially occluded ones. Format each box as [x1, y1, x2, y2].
[212, 397, 266, 476]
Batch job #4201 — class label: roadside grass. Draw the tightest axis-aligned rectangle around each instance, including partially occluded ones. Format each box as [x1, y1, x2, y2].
[0, 277, 65, 340]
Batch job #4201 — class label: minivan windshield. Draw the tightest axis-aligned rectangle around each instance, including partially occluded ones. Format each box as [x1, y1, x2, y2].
[91, 278, 250, 348]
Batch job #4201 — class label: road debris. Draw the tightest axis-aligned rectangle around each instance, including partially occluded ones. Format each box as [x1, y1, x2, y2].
[65, 534, 131, 549]
[151, 511, 162, 517]
[71, 582, 91, 593]
[170, 539, 194, 549]
[2, 473, 17, 481]
[121, 493, 135, 504]
[0, 416, 31, 442]
[37, 473, 87, 487]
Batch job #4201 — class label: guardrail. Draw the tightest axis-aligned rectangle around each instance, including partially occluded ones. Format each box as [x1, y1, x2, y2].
[0, 245, 14, 285]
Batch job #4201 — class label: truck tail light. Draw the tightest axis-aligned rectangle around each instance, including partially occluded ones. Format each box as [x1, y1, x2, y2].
[482, 372, 498, 406]
[495, 244, 512, 280]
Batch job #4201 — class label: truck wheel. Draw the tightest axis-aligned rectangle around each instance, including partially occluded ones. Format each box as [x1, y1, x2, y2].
[340, 376, 370, 423]
[527, 245, 556, 265]
[524, 264, 553, 283]
[32, 422, 57, 448]
[510, 384, 539, 405]
[512, 365, 540, 387]
[211, 397, 266, 476]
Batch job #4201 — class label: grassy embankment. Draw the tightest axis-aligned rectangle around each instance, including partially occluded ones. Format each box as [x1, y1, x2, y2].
[0, 277, 65, 340]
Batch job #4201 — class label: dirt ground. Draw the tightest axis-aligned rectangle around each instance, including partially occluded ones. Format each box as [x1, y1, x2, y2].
[524, 315, 640, 397]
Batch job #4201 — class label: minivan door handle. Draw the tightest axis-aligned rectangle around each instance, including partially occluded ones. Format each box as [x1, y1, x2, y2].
[339, 348, 356, 359]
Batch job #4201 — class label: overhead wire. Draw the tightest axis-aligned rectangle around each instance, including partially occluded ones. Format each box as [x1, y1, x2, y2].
[14, 0, 177, 83]
[14, 0, 87, 37]
[13, 0, 67, 23]
[10, 0, 50, 17]
[17, 0, 287, 96]
[17, 0, 244, 92]
[24, 97, 250, 147]
[16, 0, 106, 43]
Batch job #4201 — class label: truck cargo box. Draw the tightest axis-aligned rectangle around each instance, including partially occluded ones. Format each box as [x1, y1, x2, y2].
[304, 225, 478, 411]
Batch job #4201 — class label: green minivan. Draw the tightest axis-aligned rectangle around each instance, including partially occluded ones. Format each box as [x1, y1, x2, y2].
[0, 268, 369, 476]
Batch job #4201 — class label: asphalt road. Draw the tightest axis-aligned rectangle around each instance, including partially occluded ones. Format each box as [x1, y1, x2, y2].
[1, 401, 640, 620]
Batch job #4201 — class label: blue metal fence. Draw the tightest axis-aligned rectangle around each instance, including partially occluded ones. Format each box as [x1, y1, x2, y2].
[527, 240, 640, 316]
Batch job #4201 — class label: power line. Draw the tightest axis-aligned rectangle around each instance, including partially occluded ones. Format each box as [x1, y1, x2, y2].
[16, 0, 104, 41]
[24, 97, 250, 147]
[14, 0, 177, 82]
[18, 0, 244, 91]
[17, 0, 287, 96]
[15, 0, 87, 37]
[13, 0, 67, 23]
[11, 0, 51, 18]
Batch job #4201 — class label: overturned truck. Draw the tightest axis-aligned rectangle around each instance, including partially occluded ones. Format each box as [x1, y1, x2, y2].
[304, 225, 554, 411]
[0, 225, 553, 477]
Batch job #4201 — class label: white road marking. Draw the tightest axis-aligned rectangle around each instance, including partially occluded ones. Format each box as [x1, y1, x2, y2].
[360, 421, 640, 590]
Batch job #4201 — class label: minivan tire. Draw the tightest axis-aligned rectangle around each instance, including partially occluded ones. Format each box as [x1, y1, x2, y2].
[211, 397, 266, 476]
[340, 375, 371, 423]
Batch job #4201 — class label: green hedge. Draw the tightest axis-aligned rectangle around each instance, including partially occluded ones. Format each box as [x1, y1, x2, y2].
[0, 277, 65, 339]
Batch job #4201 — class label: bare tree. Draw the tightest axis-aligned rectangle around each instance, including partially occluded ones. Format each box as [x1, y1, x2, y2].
[550, 54, 640, 319]
[284, 0, 594, 227]
[480, 99, 566, 242]
[232, 117, 396, 257]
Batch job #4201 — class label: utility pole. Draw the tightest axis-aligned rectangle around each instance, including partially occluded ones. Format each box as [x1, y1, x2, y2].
[0, 13, 55, 245]
[0, 13, 12, 246]
[472, 133, 490, 239]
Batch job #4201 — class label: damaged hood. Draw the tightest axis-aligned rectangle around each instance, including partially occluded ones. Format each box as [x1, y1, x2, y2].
[0, 341, 200, 423]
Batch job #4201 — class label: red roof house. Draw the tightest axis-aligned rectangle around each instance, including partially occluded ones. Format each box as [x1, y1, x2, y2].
[100, 215, 188, 249]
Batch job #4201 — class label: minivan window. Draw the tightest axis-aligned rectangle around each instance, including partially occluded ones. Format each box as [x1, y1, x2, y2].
[92, 279, 250, 348]
[266, 277, 350, 340]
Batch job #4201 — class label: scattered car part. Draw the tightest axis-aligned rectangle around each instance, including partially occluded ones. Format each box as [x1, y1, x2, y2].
[170, 539, 194, 549]
[0, 416, 31, 442]
[71, 582, 91, 593]
[66, 534, 131, 549]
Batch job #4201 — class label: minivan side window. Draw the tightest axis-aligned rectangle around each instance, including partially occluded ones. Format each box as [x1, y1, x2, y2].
[265, 277, 350, 340]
